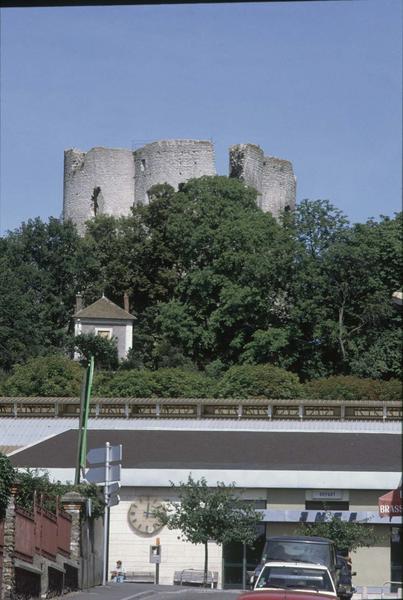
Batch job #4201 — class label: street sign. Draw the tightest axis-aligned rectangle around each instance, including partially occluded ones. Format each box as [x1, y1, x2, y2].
[87, 444, 122, 465]
[107, 481, 121, 508]
[108, 482, 120, 495]
[85, 463, 121, 484]
[108, 494, 120, 508]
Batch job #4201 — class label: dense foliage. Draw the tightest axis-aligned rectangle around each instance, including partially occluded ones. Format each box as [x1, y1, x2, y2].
[2, 355, 83, 397]
[0, 461, 103, 521]
[296, 512, 378, 553]
[216, 364, 303, 398]
[2, 358, 399, 399]
[94, 367, 215, 398]
[1, 177, 401, 384]
[14, 469, 105, 519]
[303, 375, 402, 401]
[0, 453, 15, 519]
[69, 333, 119, 370]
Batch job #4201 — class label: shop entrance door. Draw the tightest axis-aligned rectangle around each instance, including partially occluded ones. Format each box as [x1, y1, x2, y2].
[390, 527, 402, 592]
[223, 528, 265, 589]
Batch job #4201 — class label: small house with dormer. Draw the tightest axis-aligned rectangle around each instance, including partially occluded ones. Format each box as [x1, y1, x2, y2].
[73, 293, 135, 360]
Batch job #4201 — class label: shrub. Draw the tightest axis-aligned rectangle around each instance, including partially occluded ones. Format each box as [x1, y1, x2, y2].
[303, 375, 401, 401]
[151, 368, 215, 398]
[0, 453, 15, 519]
[2, 355, 83, 397]
[216, 364, 303, 398]
[94, 368, 215, 398]
[69, 333, 119, 370]
[14, 469, 104, 519]
[94, 369, 155, 397]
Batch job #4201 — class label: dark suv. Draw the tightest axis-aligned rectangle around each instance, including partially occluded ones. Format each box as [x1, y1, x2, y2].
[250, 536, 353, 599]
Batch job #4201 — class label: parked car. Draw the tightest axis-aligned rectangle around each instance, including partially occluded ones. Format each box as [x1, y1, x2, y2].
[252, 561, 337, 598]
[241, 591, 337, 600]
[250, 536, 338, 590]
[335, 555, 355, 600]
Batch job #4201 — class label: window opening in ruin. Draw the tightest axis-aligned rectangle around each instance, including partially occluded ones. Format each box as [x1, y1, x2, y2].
[140, 159, 146, 172]
[284, 205, 291, 212]
[91, 187, 102, 216]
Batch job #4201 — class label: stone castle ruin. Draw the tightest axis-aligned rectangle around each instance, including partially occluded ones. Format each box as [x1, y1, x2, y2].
[63, 140, 296, 234]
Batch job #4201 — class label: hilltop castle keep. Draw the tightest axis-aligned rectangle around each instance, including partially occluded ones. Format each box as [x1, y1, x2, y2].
[63, 140, 296, 234]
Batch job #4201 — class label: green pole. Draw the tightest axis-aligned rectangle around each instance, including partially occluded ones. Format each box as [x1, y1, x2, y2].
[75, 355, 94, 484]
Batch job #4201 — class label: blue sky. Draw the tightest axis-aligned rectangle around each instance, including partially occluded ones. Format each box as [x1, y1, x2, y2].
[1, 1, 401, 235]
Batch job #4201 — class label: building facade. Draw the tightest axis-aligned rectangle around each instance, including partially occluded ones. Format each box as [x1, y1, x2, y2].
[7, 420, 402, 591]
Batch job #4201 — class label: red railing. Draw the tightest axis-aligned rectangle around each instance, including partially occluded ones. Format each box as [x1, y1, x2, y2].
[0, 495, 71, 567]
[57, 507, 72, 557]
[35, 505, 58, 560]
[15, 507, 35, 563]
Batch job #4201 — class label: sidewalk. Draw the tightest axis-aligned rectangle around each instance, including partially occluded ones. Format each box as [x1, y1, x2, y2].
[353, 586, 403, 600]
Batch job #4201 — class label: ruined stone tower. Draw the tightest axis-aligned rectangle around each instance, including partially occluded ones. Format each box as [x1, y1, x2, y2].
[63, 139, 296, 234]
[229, 143, 296, 216]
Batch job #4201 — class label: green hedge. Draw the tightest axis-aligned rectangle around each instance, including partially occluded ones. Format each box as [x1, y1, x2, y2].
[216, 364, 303, 398]
[303, 375, 401, 401]
[94, 368, 216, 398]
[1, 357, 400, 401]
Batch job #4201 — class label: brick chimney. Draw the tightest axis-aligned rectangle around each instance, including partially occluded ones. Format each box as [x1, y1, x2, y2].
[75, 292, 83, 313]
[123, 292, 130, 313]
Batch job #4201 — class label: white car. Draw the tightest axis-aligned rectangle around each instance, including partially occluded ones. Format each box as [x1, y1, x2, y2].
[254, 561, 337, 597]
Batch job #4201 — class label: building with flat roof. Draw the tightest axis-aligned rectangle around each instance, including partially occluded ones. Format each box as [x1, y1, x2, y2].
[7, 419, 402, 590]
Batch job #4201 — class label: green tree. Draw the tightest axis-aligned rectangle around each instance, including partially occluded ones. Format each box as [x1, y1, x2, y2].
[151, 177, 297, 367]
[296, 512, 377, 554]
[2, 355, 83, 396]
[153, 475, 262, 585]
[0, 453, 15, 519]
[0, 218, 85, 370]
[69, 333, 119, 370]
[321, 215, 402, 377]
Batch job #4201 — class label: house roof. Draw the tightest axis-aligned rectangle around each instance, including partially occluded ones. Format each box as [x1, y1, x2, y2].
[9, 429, 401, 472]
[73, 296, 135, 321]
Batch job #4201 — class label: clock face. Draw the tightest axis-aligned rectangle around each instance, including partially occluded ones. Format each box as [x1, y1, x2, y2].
[128, 496, 164, 536]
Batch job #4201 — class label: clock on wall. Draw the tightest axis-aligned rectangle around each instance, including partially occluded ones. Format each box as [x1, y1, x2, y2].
[128, 496, 164, 536]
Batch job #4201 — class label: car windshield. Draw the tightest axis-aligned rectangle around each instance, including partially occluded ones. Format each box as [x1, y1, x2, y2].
[264, 540, 331, 567]
[256, 566, 334, 592]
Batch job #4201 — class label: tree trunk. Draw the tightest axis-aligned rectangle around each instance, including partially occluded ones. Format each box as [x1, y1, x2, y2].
[338, 303, 346, 360]
[203, 541, 208, 587]
[242, 542, 247, 590]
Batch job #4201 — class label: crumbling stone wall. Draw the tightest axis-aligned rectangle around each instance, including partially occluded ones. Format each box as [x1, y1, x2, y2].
[63, 139, 296, 234]
[262, 156, 296, 216]
[229, 143, 296, 217]
[134, 139, 216, 205]
[229, 143, 264, 201]
[63, 147, 135, 235]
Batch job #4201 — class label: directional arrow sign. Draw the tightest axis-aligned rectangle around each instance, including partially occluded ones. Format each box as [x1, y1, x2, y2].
[108, 482, 121, 495]
[85, 464, 121, 484]
[108, 494, 120, 508]
[106, 481, 121, 508]
[87, 444, 122, 465]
